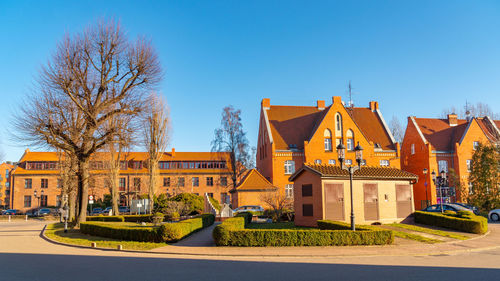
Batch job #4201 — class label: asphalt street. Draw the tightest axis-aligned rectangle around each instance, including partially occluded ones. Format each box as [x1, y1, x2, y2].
[1, 221, 499, 281]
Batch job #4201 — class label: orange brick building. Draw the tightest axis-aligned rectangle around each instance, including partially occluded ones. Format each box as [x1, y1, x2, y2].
[401, 114, 500, 209]
[0, 162, 14, 208]
[252, 96, 401, 204]
[9, 149, 232, 212]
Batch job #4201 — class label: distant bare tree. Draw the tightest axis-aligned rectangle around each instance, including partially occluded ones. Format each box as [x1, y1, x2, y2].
[389, 115, 404, 144]
[212, 106, 254, 192]
[13, 20, 162, 224]
[441, 102, 499, 119]
[259, 190, 293, 222]
[142, 93, 170, 213]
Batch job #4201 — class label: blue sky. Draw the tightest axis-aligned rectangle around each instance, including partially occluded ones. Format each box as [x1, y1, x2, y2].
[1, 1, 499, 161]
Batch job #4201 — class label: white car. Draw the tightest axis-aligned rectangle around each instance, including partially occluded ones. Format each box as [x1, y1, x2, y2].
[489, 209, 500, 222]
[233, 205, 264, 214]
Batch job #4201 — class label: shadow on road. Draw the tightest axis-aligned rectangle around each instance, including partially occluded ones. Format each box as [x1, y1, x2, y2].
[0, 253, 498, 281]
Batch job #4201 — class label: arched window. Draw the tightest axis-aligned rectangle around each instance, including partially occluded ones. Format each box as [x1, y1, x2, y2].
[284, 160, 295, 175]
[335, 113, 343, 137]
[346, 129, 354, 151]
[324, 129, 332, 151]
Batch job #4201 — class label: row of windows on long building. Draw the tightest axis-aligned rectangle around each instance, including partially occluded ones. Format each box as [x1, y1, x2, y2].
[23, 160, 228, 170]
[282, 158, 391, 175]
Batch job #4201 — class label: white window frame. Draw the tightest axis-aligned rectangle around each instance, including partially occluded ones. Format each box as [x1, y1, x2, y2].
[285, 184, 294, 198]
[380, 160, 389, 167]
[284, 160, 295, 175]
[314, 159, 322, 164]
[473, 141, 479, 150]
[346, 138, 354, 151]
[324, 138, 332, 151]
[328, 159, 336, 165]
[438, 160, 448, 173]
[345, 159, 352, 165]
[411, 144, 415, 155]
[466, 160, 472, 172]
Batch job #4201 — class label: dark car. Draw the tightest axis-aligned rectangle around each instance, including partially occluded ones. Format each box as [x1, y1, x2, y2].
[423, 203, 473, 213]
[2, 209, 19, 215]
[90, 208, 103, 216]
[118, 206, 130, 214]
[451, 203, 479, 215]
[36, 208, 51, 216]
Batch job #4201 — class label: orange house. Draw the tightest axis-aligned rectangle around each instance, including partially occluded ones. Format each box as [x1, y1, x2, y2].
[9, 149, 232, 212]
[251, 96, 401, 206]
[401, 114, 500, 210]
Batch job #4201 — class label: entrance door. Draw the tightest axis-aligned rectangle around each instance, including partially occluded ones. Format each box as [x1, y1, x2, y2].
[324, 183, 344, 221]
[363, 184, 379, 221]
[396, 184, 412, 218]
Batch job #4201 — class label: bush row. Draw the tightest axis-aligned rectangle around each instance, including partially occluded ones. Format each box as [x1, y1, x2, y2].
[317, 220, 375, 231]
[213, 218, 393, 247]
[414, 211, 488, 234]
[235, 212, 253, 226]
[87, 216, 125, 222]
[160, 214, 215, 242]
[80, 214, 216, 243]
[86, 214, 154, 223]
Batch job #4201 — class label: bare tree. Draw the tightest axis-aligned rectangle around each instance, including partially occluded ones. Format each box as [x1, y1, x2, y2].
[142, 93, 170, 213]
[13, 20, 162, 224]
[389, 115, 404, 144]
[212, 106, 254, 193]
[441, 102, 499, 119]
[259, 190, 293, 222]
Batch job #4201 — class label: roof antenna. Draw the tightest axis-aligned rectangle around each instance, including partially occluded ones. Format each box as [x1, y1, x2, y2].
[465, 100, 472, 122]
[347, 80, 355, 110]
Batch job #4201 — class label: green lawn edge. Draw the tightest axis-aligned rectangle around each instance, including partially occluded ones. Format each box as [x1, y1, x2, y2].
[390, 223, 470, 240]
[391, 229, 443, 244]
[44, 223, 168, 250]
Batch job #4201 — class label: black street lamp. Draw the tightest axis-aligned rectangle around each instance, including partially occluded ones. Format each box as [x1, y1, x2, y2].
[423, 168, 429, 208]
[337, 141, 364, 231]
[431, 170, 447, 213]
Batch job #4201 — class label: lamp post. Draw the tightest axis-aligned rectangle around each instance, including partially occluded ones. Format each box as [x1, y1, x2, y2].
[423, 168, 428, 208]
[34, 190, 39, 209]
[431, 170, 447, 213]
[336, 142, 364, 231]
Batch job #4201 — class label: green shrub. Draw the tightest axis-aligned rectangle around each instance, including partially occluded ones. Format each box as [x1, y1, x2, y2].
[87, 216, 125, 222]
[159, 214, 215, 242]
[213, 218, 393, 246]
[317, 220, 374, 231]
[169, 193, 204, 214]
[235, 212, 253, 226]
[414, 211, 488, 234]
[123, 214, 153, 223]
[208, 196, 221, 212]
[80, 222, 162, 242]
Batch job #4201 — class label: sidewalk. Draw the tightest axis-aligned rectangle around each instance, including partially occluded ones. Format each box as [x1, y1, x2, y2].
[148, 223, 500, 257]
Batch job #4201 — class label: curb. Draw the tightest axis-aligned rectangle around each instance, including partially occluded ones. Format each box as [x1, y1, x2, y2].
[40, 223, 500, 258]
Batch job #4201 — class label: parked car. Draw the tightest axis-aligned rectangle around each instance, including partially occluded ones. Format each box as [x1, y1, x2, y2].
[2, 209, 19, 215]
[36, 208, 51, 216]
[233, 205, 264, 214]
[102, 207, 113, 215]
[452, 203, 479, 215]
[422, 203, 473, 213]
[90, 208, 103, 215]
[489, 209, 500, 222]
[118, 206, 130, 214]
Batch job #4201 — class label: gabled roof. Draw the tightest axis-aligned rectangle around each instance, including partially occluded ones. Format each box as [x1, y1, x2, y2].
[266, 105, 327, 150]
[350, 107, 395, 150]
[477, 117, 500, 143]
[289, 164, 418, 181]
[413, 118, 468, 151]
[234, 169, 277, 191]
[413, 117, 500, 151]
[264, 100, 395, 150]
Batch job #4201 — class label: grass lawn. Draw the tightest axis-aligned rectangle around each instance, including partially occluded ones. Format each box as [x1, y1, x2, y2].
[246, 222, 313, 230]
[391, 230, 443, 244]
[44, 223, 167, 250]
[390, 223, 470, 240]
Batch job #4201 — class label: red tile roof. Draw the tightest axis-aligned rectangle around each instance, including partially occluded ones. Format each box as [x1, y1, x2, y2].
[234, 169, 277, 191]
[350, 107, 395, 150]
[265, 103, 395, 150]
[414, 118, 468, 151]
[290, 164, 418, 181]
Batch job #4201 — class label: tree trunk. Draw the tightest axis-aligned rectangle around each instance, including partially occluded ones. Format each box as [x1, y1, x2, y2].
[76, 158, 90, 225]
[111, 167, 119, 216]
[148, 160, 158, 214]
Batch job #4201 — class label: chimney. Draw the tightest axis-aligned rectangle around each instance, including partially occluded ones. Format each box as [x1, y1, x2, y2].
[261, 98, 270, 109]
[332, 96, 342, 105]
[369, 101, 379, 111]
[316, 100, 325, 110]
[171, 148, 176, 157]
[448, 114, 458, 126]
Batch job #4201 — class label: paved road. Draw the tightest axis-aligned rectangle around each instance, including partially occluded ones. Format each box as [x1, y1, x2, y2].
[1, 221, 500, 281]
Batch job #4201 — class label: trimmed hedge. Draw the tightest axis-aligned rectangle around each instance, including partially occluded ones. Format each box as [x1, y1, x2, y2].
[213, 218, 394, 246]
[317, 220, 375, 231]
[80, 222, 162, 242]
[235, 212, 253, 226]
[414, 211, 488, 234]
[160, 214, 215, 242]
[80, 214, 215, 243]
[87, 216, 125, 222]
[123, 214, 154, 223]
